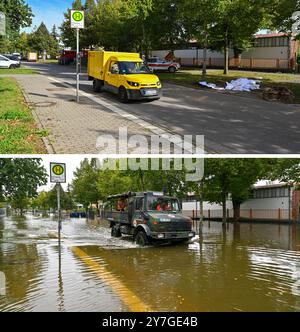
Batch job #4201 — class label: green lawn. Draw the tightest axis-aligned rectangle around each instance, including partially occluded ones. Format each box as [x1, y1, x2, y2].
[0, 67, 37, 75]
[0, 77, 47, 153]
[158, 69, 300, 103]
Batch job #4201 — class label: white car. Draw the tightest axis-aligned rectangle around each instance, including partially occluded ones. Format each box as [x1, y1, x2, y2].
[0, 55, 20, 69]
[146, 57, 181, 73]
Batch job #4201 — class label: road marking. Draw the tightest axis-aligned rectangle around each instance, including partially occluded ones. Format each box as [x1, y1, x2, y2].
[71, 246, 153, 312]
[46, 76, 207, 154]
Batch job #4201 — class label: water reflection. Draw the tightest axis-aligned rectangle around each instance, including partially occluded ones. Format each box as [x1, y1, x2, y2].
[0, 215, 299, 312]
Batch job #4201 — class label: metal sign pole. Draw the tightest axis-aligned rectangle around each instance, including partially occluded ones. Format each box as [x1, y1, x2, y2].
[76, 28, 80, 103]
[57, 184, 61, 240]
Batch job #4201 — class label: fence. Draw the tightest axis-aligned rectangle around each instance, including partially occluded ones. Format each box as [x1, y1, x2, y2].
[183, 209, 294, 223]
[177, 57, 291, 70]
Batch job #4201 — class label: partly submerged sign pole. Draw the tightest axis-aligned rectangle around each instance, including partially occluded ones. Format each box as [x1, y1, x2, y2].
[71, 10, 85, 103]
[50, 163, 66, 241]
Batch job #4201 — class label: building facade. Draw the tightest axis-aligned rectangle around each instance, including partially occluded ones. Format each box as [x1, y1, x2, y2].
[151, 33, 299, 71]
[183, 183, 300, 223]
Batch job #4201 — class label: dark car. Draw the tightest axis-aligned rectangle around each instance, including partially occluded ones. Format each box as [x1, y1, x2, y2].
[4, 54, 21, 67]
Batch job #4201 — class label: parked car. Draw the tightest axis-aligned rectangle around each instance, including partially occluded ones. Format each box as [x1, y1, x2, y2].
[0, 55, 20, 69]
[146, 57, 181, 73]
[4, 54, 21, 67]
[12, 53, 22, 61]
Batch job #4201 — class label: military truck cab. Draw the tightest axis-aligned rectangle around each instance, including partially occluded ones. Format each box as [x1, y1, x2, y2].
[103, 192, 195, 246]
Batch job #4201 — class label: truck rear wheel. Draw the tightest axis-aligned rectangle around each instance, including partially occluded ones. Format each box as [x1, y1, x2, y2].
[168, 66, 176, 73]
[93, 79, 103, 93]
[135, 230, 149, 246]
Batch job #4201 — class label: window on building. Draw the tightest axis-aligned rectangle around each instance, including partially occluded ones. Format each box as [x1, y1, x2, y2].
[253, 187, 289, 199]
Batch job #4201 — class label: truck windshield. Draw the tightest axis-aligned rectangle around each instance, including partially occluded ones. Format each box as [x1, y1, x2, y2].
[119, 61, 151, 75]
[147, 196, 180, 212]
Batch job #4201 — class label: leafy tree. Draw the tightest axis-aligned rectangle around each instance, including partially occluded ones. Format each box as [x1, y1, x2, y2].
[204, 159, 274, 222]
[0, 0, 33, 52]
[0, 0, 33, 31]
[268, 159, 300, 185]
[182, 0, 220, 76]
[31, 191, 50, 211]
[60, 0, 84, 49]
[268, 0, 300, 33]
[0, 159, 47, 215]
[71, 159, 101, 212]
[28, 22, 59, 58]
[51, 25, 59, 40]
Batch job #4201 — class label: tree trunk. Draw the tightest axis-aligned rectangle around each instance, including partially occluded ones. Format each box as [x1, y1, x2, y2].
[232, 199, 241, 222]
[222, 192, 227, 224]
[139, 170, 145, 191]
[224, 27, 229, 75]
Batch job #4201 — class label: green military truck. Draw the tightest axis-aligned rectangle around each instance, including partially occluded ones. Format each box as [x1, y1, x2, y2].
[103, 191, 195, 246]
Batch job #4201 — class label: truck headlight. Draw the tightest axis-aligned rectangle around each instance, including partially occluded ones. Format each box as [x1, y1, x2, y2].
[157, 81, 161, 87]
[127, 81, 140, 87]
[157, 233, 165, 239]
[189, 232, 195, 237]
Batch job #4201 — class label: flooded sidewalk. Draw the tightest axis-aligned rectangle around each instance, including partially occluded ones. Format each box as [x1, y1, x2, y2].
[0, 214, 300, 312]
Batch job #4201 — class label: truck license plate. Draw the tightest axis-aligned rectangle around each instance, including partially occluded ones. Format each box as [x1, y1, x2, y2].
[144, 89, 157, 96]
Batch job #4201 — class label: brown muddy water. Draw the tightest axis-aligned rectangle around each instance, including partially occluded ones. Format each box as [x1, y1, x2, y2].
[0, 214, 300, 312]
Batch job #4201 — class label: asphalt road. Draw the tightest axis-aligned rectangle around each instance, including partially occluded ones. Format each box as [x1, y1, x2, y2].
[25, 62, 300, 154]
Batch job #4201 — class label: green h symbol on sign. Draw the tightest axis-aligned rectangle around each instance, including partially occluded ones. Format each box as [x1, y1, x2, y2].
[73, 11, 83, 22]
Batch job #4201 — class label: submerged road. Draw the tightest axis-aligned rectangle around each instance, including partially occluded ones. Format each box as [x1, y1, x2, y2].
[22, 62, 300, 154]
[1, 214, 300, 312]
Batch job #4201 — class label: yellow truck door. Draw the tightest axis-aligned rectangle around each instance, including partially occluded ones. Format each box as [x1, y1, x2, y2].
[105, 60, 120, 94]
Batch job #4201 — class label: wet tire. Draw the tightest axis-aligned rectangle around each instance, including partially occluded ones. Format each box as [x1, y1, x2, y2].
[93, 79, 103, 93]
[135, 230, 149, 246]
[111, 226, 122, 238]
[119, 87, 129, 103]
[168, 66, 176, 73]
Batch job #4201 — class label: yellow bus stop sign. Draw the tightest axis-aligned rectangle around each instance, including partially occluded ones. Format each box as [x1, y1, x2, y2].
[71, 10, 84, 29]
[50, 163, 66, 183]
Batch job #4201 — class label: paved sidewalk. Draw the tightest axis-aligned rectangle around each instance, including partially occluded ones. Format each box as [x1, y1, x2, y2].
[16, 75, 155, 154]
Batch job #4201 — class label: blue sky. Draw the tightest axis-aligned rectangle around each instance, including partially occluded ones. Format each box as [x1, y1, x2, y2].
[24, 0, 74, 31]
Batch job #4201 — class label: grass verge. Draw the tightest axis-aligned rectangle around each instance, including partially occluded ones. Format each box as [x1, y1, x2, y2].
[0, 77, 47, 153]
[158, 69, 300, 103]
[0, 67, 38, 75]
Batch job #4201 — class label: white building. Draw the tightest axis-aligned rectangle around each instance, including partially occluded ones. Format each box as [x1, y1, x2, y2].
[151, 33, 299, 71]
[182, 183, 300, 222]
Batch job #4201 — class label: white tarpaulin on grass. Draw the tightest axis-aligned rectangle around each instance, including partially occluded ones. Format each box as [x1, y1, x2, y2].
[199, 78, 261, 92]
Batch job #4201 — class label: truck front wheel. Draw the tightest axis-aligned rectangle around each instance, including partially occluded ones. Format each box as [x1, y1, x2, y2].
[135, 230, 149, 246]
[111, 225, 122, 238]
[93, 79, 103, 93]
[119, 87, 129, 103]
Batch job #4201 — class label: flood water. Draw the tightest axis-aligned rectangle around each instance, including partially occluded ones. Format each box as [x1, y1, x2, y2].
[0, 214, 300, 312]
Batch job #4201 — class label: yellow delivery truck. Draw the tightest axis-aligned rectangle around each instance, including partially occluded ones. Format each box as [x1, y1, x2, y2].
[88, 51, 162, 102]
